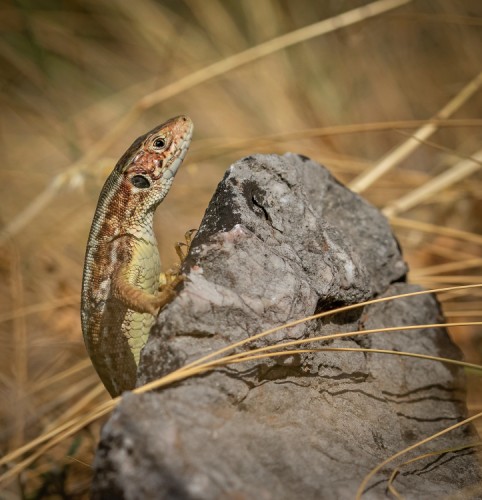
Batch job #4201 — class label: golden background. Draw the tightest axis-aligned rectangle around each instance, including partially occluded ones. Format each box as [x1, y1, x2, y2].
[0, 0, 481, 496]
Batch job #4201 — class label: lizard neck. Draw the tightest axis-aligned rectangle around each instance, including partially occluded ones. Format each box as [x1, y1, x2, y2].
[122, 207, 157, 243]
[89, 172, 162, 246]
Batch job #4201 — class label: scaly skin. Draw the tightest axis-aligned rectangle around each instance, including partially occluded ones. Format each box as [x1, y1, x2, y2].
[81, 116, 193, 397]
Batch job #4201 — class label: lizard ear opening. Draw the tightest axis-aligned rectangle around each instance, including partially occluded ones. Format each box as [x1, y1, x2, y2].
[131, 175, 151, 189]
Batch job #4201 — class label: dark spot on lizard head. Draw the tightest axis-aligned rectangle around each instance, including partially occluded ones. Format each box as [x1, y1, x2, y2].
[131, 175, 151, 189]
[297, 154, 311, 162]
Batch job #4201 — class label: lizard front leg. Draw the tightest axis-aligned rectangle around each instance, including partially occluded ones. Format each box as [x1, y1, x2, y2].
[113, 262, 183, 317]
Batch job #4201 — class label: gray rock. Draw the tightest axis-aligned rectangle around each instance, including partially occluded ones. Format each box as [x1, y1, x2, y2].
[92, 154, 480, 499]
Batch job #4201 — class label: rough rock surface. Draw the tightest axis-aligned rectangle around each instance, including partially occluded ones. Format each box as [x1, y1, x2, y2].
[92, 154, 481, 499]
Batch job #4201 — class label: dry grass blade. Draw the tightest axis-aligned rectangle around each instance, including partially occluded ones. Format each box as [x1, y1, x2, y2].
[0, 0, 412, 245]
[387, 443, 482, 499]
[413, 276, 482, 285]
[0, 284, 482, 481]
[444, 310, 482, 318]
[10, 247, 27, 451]
[349, 71, 482, 193]
[218, 347, 482, 373]
[0, 406, 111, 486]
[0, 285, 480, 486]
[383, 148, 482, 217]
[0, 295, 79, 323]
[1, 320, 480, 487]
[410, 258, 482, 278]
[46, 383, 106, 429]
[179, 284, 482, 372]
[191, 322, 482, 369]
[138, 0, 414, 109]
[389, 216, 482, 246]
[438, 289, 482, 303]
[1, 2, 480, 496]
[192, 119, 482, 161]
[355, 411, 482, 499]
[30, 359, 93, 393]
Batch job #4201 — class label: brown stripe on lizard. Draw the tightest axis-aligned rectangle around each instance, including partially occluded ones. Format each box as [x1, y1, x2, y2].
[81, 116, 193, 397]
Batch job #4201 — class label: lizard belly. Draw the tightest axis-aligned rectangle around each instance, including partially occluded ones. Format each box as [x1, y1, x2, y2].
[121, 239, 161, 364]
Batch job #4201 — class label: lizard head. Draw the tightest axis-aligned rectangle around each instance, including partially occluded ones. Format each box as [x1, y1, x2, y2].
[116, 115, 193, 210]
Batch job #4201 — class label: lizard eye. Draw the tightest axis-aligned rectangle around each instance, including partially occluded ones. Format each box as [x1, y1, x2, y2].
[131, 175, 150, 189]
[152, 137, 166, 150]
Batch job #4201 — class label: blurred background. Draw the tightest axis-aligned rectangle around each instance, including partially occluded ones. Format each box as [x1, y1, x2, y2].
[0, 0, 481, 496]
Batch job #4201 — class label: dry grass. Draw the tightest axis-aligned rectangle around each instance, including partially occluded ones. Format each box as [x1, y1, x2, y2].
[0, 0, 481, 497]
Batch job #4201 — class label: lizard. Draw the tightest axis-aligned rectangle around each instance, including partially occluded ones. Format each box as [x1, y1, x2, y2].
[81, 115, 193, 398]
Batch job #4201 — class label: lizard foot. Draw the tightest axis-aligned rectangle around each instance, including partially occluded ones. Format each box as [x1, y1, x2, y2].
[156, 229, 196, 314]
[150, 274, 185, 316]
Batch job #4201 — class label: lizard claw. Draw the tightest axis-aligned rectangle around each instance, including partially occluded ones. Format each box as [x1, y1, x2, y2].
[175, 242, 188, 261]
[175, 228, 197, 262]
[157, 228, 196, 314]
[184, 228, 197, 246]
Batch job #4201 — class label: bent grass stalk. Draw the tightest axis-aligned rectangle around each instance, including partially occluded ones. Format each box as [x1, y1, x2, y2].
[209, 347, 482, 373]
[0, 0, 412, 245]
[410, 257, 482, 277]
[191, 119, 482, 160]
[414, 275, 482, 284]
[2, 343, 481, 486]
[349, 71, 482, 193]
[0, 284, 481, 485]
[444, 310, 482, 318]
[387, 442, 482, 499]
[383, 148, 482, 217]
[175, 322, 482, 372]
[355, 411, 482, 499]
[178, 284, 482, 372]
[2, 343, 481, 485]
[389, 216, 482, 246]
